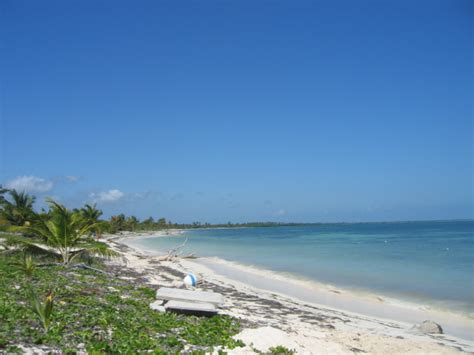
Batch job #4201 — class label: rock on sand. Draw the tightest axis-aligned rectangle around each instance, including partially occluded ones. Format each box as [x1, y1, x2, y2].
[412, 320, 443, 334]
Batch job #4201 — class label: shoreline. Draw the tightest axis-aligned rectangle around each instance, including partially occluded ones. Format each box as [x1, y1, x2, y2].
[108, 233, 474, 353]
[190, 256, 474, 339]
[120, 231, 474, 335]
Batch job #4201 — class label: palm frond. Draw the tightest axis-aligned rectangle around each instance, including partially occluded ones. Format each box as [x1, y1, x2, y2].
[8, 198, 117, 265]
[69, 243, 120, 263]
[1, 234, 61, 258]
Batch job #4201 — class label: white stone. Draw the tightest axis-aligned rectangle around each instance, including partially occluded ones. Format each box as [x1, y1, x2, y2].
[149, 301, 166, 312]
[412, 320, 443, 334]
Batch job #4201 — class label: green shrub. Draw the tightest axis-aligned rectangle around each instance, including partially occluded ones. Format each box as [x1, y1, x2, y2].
[23, 254, 35, 278]
[28, 288, 55, 333]
[269, 345, 296, 355]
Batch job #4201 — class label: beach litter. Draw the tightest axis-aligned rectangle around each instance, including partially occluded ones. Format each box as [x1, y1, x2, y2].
[151, 287, 224, 316]
[183, 272, 198, 287]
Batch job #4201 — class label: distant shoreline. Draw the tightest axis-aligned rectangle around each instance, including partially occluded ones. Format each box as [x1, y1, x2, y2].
[104, 219, 474, 235]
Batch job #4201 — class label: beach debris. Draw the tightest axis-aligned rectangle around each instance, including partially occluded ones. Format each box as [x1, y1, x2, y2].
[157, 238, 189, 261]
[149, 301, 166, 313]
[154, 287, 224, 316]
[181, 253, 197, 259]
[72, 263, 110, 275]
[170, 280, 186, 289]
[412, 320, 443, 334]
[165, 300, 217, 316]
[183, 272, 198, 287]
[156, 287, 224, 305]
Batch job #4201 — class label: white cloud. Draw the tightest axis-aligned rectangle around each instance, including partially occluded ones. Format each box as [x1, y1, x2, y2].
[5, 176, 53, 193]
[90, 189, 124, 203]
[65, 175, 79, 182]
[275, 209, 287, 216]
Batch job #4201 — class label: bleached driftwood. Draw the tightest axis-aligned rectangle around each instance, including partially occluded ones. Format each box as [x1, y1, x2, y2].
[181, 253, 197, 259]
[72, 263, 110, 275]
[158, 238, 190, 261]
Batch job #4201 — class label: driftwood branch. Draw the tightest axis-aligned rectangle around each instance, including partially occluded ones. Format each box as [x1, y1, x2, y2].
[71, 263, 110, 275]
[158, 238, 192, 261]
[181, 253, 197, 259]
[34, 262, 110, 275]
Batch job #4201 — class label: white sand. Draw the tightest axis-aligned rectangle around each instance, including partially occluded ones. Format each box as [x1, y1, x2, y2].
[108, 233, 474, 354]
[191, 256, 474, 340]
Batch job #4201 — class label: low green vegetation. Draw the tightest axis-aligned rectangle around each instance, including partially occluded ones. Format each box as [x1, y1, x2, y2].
[0, 187, 244, 353]
[0, 251, 244, 353]
[27, 287, 55, 333]
[268, 345, 296, 354]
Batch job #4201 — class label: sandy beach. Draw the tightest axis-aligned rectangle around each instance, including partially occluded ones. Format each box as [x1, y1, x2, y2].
[106, 231, 474, 354]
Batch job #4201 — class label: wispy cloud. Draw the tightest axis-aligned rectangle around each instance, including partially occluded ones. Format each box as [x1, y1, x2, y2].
[131, 190, 161, 201]
[5, 176, 53, 193]
[275, 209, 287, 216]
[65, 175, 80, 182]
[89, 189, 124, 203]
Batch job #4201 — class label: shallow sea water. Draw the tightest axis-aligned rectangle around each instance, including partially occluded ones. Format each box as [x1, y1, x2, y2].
[130, 221, 474, 316]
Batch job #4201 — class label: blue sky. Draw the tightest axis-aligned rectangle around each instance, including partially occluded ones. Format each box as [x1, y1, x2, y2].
[1, 0, 472, 223]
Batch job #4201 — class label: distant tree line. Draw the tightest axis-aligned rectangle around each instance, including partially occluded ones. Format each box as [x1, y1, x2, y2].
[88, 213, 308, 233]
[0, 186, 309, 236]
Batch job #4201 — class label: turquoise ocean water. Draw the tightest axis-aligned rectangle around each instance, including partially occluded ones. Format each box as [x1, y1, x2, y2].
[129, 221, 474, 315]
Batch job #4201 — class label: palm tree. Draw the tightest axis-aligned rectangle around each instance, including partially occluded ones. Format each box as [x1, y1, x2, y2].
[157, 218, 167, 229]
[80, 204, 103, 222]
[0, 189, 36, 226]
[79, 204, 104, 238]
[141, 217, 155, 230]
[0, 185, 8, 206]
[126, 216, 139, 231]
[12, 189, 34, 206]
[0, 185, 9, 227]
[7, 199, 118, 265]
[110, 214, 126, 232]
